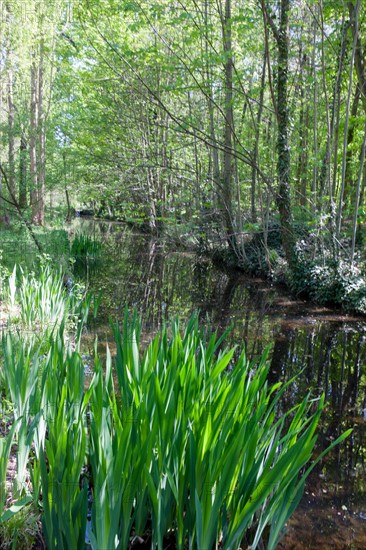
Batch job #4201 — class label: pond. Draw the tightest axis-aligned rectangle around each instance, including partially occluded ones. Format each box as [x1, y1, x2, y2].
[3, 218, 365, 548]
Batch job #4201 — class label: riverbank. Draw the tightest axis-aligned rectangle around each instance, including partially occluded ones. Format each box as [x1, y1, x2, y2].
[93, 213, 366, 317]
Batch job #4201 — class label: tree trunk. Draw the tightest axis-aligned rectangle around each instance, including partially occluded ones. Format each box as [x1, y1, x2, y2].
[351, 117, 366, 264]
[204, 0, 220, 211]
[7, 66, 16, 200]
[222, 0, 237, 254]
[336, 0, 360, 243]
[251, 51, 266, 221]
[276, 0, 297, 270]
[331, 17, 349, 201]
[312, 18, 318, 205]
[37, 37, 45, 225]
[344, 86, 360, 206]
[318, 1, 332, 201]
[261, 0, 296, 270]
[297, 45, 308, 208]
[30, 60, 38, 223]
[348, 2, 366, 113]
[19, 136, 27, 209]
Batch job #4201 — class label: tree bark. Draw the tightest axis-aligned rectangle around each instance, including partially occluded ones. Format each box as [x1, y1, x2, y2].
[344, 86, 360, 206]
[260, 0, 296, 270]
[7, 66, 16, 200]
[297, 44, 308, 208]
[222, 0, 237, 254]
[351, 117, 366, 264]
[19, 136, 27, 209]
[277, 0, 296, 269]
[336, 0, 360, 243]
[348, 2, 366, 113]
[251, 51, 266, 221]
[37, 37, 46, 225]
[30, 60, 38, 223]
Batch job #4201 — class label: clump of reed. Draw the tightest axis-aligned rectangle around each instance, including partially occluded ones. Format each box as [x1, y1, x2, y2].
[0, 258, 89, 344]
[0, 309, 351, 549]
[71, 234, 102, 260]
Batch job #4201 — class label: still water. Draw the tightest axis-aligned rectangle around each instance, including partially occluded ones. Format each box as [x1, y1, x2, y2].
[73, 219, 365, 549]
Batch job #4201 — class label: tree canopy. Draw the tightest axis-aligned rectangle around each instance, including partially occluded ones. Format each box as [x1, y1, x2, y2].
[1, 0, 366, 308]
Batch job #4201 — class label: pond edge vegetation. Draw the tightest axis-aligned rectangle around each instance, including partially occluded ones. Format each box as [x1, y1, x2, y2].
[0, 262, 351, 549]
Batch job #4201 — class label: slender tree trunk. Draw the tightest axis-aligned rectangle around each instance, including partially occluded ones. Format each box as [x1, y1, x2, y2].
[222, 0, 237, 253]
[204, 0, 221, 211]
[0, 79, 2, 216]
[297, 45, 308, 208]
[251, 51, 266, 222]
[331, 17, 349, 201]
[351, 118, 366, 264]
[0, 172, 2, 216]
[37, 37, 45, 225]
[188, 90, 200, 211]
[318, 0, 332, 202]
[347, 1, 366, 213]
[19, 136, 27, 208]
[30, 60, 38, 223]
[312, 19, 318, 204]
[348, 2, 366, 113]
[344, 86, 360, 206]
[63, 151, 72, 221]
[7, 66, 16, 200]
[276, 0, 297, 270]
[336, 0, 360, 243]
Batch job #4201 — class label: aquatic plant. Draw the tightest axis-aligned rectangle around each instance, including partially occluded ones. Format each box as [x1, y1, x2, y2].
[0, 259, 87, 344]
[0, 311, 351, 549]
[0, 252, 9, 302]
[71, 233, 102, 260]
[40, 352, 89, 549]
[104, 312, 350, 549]
[1, 334, 40, 496]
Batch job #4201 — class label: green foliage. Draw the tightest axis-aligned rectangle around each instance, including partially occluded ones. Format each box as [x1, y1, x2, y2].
[106, 312, 350, 549]
[0, 425, 18, 518]
[0, 253, 10, 302]
[289, 238, 366, 314]
[0, 502, 40, 550]
[40, 357, 89, 549]
[1, 333, 40, 495]
[0, 278, 92, 545]
[0, 253, 89, 346]
[0, 309, 351, 548]
[71, 233, 102, 260]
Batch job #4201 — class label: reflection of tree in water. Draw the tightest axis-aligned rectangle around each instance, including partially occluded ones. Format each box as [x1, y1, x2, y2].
[269, 321, 366, 509]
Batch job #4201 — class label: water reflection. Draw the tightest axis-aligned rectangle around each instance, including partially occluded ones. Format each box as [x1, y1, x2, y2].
[70, 219, 366, 548]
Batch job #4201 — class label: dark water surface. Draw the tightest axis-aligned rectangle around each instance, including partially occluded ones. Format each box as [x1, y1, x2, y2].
[72, 219, 366, 549]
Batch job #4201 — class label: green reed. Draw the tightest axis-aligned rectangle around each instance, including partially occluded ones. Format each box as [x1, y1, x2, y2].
[0, 308, 351, 549]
